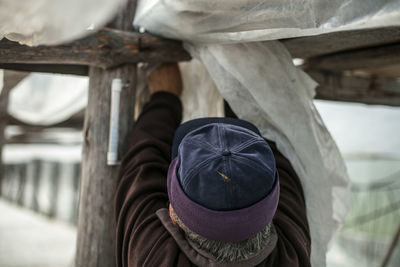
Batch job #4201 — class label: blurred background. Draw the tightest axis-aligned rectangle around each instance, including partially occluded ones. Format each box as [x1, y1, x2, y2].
[0, 70, 399, 267]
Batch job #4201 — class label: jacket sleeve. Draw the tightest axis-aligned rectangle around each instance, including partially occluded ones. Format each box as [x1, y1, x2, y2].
[114, 92, 183, 267]
[265, 141, 312, 266]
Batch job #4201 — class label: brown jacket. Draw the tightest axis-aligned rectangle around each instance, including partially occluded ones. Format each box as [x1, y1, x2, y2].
[115, 92, 311, 267]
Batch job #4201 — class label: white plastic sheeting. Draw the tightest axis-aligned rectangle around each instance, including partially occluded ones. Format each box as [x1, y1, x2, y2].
[133, 1, 400, 266]
[315, 101, 400, 161]
[185, 43, 349, 267]
[0, 0, 125, 46]
[135, 61, 225, 122]
[180, 60, 224, 123]
[8, 73, 88, 125]
[135, 0, 400, 44]
[0, 0, 398, 265]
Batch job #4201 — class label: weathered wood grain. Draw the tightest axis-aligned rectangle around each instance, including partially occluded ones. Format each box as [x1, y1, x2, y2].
[7, 114, 84, 131]
[1, 26, 400, 72]
[282, 27, 400, 58]
[75, 0, 138, 266]
[380, 220, 400, 267]
[0, 71, 29, 195]
[305, 43, 400, 71]
[3, 70, 30, 91]
[0, 28, 191, 69]
[0, 81, 8, 196]
[308, 69, 400, 106]
[0, 64, 88, 76]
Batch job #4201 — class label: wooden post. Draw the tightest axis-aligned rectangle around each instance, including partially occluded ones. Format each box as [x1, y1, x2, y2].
[0, 71, 7, 196]
[0, 70, 29, 196]
[75, 1, 137, 266]
[380, 219, 400, 267]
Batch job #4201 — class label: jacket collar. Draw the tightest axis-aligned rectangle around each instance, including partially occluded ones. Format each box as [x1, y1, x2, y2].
[156, 208, 277, 267]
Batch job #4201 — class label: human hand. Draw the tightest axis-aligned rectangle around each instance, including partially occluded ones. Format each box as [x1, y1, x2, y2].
[147, 63, 183, 96]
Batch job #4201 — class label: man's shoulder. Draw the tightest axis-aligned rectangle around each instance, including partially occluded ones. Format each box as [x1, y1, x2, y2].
[126, 210, 193, 267]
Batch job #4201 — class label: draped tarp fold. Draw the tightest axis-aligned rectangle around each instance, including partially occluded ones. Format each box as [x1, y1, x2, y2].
[0, 0, 125, 45]
[134, 1, 400, 266]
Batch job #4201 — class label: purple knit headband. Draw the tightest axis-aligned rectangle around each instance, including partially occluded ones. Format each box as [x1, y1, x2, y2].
[167, 157, 280, 242]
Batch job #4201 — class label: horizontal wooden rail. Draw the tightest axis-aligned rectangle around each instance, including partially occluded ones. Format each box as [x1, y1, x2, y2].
[2, 26, 400, 71]
[0, 28, 191, 69]
[305, 43, 400, 71]
[0, 64, 88, 76]
[2, 26, 400, 74]
[2, 27, 400, 107]
[282, 27, 400, 58]
[309, 69, 400, 106]
[7, 113, 84, 130]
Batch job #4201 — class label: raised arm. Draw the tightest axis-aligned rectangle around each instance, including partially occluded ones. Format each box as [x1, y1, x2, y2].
[114, 64, 183, 267]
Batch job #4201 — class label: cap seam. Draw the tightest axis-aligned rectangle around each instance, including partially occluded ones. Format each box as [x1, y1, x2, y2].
[231, 138, 266, 153]
[217, 123, 223, 149]
[231, 153, 274, 178]
[172, 119, 261, 158]
[220, 124, 229, 208]
[182, 154, 221, 189]
[182, 138, 218, 154]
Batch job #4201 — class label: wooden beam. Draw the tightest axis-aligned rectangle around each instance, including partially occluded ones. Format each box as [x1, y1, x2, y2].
[282, 27, 400, 58]
[0, 72, 28, 196]
[6, 132, 81, 145]
[0, 71, 26, 195]
[0, 28, 191, 69]
[75, 1, 138, 266]
[363, 63, 400, 78]
[0, 64, 88, 76]
[307, 69, 400, 106]
[7, 113, 84, 130]
[4, 70, 30, 90]
[380, 219, 400, 267]
[1, 26, 400, 73]
[0, 80, 7, 195]
[6, 135, 65, 145]
[304, 43, 400, 71]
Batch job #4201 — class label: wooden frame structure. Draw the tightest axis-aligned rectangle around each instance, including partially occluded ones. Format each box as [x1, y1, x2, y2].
[1, 0, 400, 266]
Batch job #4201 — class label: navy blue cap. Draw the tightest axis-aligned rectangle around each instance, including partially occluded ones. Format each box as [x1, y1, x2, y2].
[172, 118, 276, 211]
[172, 117, 261, 159]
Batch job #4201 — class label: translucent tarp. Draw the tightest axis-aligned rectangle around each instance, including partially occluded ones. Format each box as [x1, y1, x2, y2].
[134, 1, 400, 266]
[316, 101, 400, 267]
[135, 0, 400, 44]
[0, 0, 125, 45]
[315, 101, 400, 161]
[1, 0, 399, 265]
[8, 73, 88, 125]
[183, 43, 349, 267]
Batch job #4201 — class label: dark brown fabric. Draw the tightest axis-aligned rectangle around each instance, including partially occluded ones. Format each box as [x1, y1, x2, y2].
[115, 92, 311, 267]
